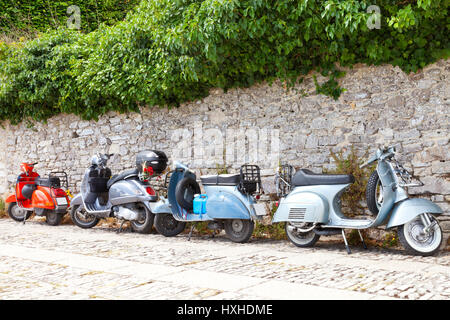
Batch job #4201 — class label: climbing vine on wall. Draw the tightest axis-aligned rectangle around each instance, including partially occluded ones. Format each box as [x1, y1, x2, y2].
[0, 0, 140, 35]
[0, 0, 448, 124]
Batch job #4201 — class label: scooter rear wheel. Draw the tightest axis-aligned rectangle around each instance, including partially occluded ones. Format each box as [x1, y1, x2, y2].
[46, 210, 63, 226]
[224, 219, 254, 243]
[285, 222, 320, 247]
[7, 202, 32, 222]
[130, 203, 154, 234]
[70, 205, 100, 229]
[154, 213, 186, 237]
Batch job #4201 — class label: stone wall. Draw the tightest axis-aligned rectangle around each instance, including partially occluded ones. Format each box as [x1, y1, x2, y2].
[0, 60, 449, 245]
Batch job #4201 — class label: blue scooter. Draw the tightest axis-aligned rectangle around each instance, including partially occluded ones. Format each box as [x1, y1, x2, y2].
[152, 162, 268, 243]
[272, 146, 444, 256]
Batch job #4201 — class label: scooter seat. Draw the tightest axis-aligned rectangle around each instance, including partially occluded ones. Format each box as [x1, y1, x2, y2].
[292, 169, 354, 186]
[36, 177, 61, 188]
[200, 174, 240, 186]
[107, 169, 139, 189]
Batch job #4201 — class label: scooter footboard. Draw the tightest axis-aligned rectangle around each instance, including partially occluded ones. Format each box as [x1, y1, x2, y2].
[386, 198, 443, 229]
[70, 194, 83, 207]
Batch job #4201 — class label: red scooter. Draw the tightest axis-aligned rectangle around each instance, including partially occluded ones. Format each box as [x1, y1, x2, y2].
[5, 163, 71, 226]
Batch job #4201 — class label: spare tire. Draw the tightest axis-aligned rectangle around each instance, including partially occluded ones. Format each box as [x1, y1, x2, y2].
[366, 170, 382, 215]
[175, 176, 201, 211]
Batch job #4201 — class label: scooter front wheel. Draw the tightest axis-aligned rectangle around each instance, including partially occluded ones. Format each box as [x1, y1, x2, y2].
[285, 222, 320, 248]
[70, 205, 100, 229]
[154, 213, 186, 237]
[7, 202, 32, 222]
[224, 219, 254, 243]
[397, 214, 442, 256]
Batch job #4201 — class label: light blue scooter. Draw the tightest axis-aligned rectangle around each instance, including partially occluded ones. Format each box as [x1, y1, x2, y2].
[152, 162, 268, 243]
[273, 146, 444, 256]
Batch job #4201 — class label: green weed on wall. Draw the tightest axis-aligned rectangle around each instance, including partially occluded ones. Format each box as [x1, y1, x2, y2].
[0, 0, 449, 125]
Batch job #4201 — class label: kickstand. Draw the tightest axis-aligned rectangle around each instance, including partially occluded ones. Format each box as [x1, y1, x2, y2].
[341, 229, 351, 254]
[358, 230, 368, 250]
[188, 224, 195, 241]
[117, 220, 125, 234]
[23, 213, 27, 225]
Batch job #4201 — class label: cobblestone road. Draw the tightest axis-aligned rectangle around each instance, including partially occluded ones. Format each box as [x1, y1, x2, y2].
[0, 218, 449, 300]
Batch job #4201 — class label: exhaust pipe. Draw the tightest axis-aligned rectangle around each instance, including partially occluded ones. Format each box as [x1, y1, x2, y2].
[313, 228, 341, 236]
[114, 206, 139, 221]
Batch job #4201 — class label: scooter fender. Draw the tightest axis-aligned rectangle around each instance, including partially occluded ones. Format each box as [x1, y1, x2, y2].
[386, 198, 443, 229]
[272, 190, 329, 223]
[205, 191, 252, 220]
[5, 194, 16, 203]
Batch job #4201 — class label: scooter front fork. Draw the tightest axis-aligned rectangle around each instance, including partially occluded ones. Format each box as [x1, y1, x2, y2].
[420, 213, 437, 234]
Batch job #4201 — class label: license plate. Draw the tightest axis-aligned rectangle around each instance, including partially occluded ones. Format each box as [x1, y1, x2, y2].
[56, 197, 68, 206]
[253, 203, 268, 216]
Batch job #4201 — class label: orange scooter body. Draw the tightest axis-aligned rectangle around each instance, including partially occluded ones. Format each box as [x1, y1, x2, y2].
[6, 163, 70, 211]
[32, 186, 56, 209]
[5, 194, 17, 203]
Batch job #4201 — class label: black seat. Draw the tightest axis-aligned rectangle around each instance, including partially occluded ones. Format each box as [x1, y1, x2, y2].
[107, 169, 139, 189]
[200, 174, 240, 186]
[36, 177, 61, 188]
[292, 169, 354, 186]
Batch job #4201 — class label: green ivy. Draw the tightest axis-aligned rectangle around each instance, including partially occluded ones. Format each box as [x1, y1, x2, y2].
[0, 0, 140, 35]
[0, 0, 449, 124]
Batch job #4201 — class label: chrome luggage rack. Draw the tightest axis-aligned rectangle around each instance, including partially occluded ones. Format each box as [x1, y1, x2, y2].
[275, 164, 295, 197]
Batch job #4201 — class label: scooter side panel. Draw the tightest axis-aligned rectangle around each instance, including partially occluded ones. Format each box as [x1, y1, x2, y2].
[32, 188, 55, 209]
[272, 188, 329, 223]
[109, 180, 152, 206]
[386, 198, 443, 229]
[205, 191, 251, 220]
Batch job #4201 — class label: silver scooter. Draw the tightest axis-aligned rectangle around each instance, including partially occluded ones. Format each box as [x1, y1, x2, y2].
[273, 145, 443, 256]
[70, 152, 162, 233]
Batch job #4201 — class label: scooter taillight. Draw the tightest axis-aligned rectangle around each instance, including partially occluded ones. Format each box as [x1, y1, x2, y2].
[146, 187, 156, 196]
[52, 188, 67, 197]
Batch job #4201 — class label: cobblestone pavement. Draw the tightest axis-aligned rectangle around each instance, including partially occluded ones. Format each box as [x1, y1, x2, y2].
[0, 218, 449, 300]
